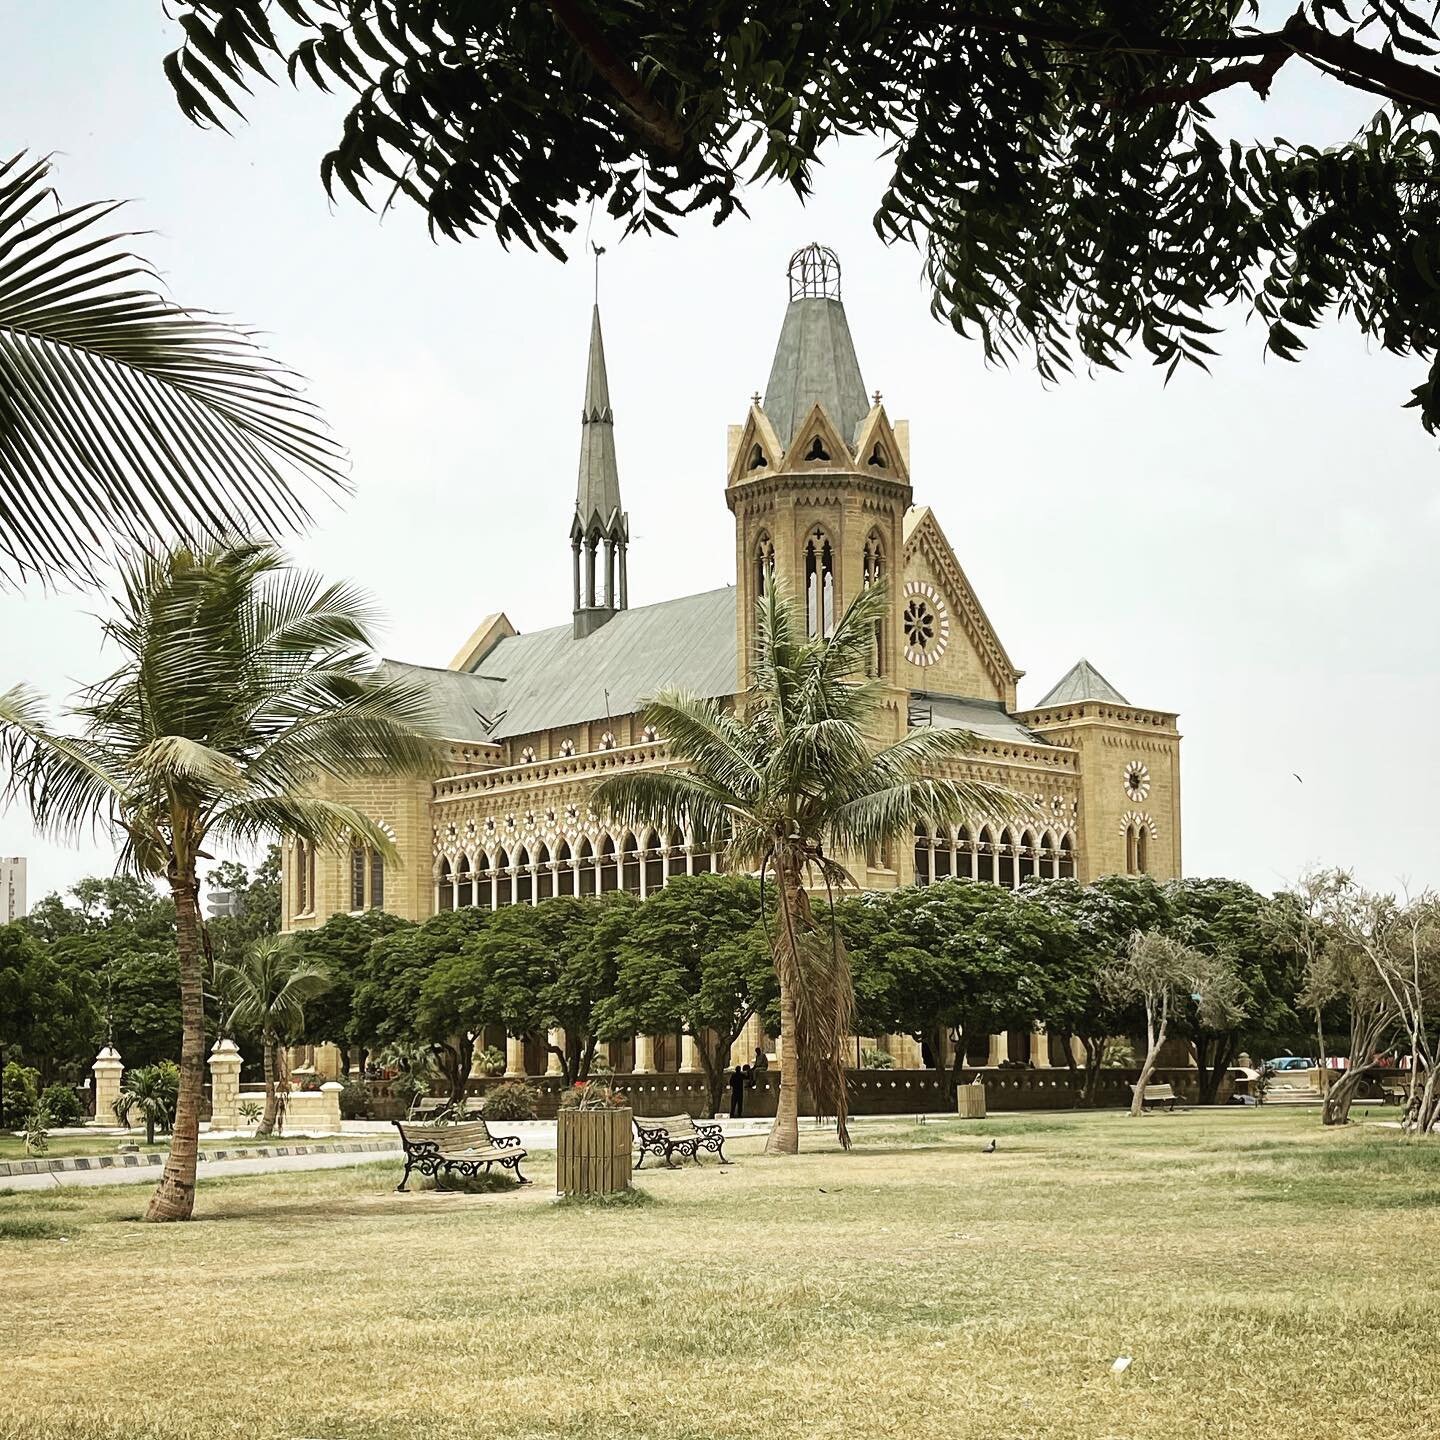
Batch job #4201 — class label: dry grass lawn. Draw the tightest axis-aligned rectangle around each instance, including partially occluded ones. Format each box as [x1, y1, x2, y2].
[2, 1107, 1438, 1440]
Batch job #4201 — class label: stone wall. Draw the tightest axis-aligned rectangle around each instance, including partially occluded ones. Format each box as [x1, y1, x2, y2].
[455, 1066, 1218, 1121]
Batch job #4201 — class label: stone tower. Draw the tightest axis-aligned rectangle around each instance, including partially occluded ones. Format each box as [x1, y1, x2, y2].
[571, 304, 629, 639]
[726, 244, 913, 724]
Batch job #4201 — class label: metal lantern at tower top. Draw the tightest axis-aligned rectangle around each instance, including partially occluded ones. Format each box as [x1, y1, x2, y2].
[787, 242, 843, 301]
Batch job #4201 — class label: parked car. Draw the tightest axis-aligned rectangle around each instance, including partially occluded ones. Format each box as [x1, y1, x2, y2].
[1265, 1056, 1317, 1071]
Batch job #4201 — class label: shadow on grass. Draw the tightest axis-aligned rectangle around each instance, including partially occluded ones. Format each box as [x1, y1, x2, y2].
[554, 1186, 656, 1211]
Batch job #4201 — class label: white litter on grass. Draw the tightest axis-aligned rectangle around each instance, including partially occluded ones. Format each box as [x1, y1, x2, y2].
[1111, 1356, 1132, 1374]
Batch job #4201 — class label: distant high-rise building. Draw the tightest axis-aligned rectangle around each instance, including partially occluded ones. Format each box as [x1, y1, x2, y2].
[1, 857, 27, 923]
[206, 889, 246, 920]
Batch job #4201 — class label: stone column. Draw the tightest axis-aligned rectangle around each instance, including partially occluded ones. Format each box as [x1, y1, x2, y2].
[1071, 1036, 1087, 1066]
[318, 1080, 343, 1135]
[680, 1032, 701, 1073]
[208, 1038, 243, 1129]
[504, 1034, 526, 1077]
[91, 1046, 123, 1126]
[1031, 1026, 1051, 1068]
[985, 1031, 1009, 1067]
[633, 1033, 655, 1073]
[546, 1027, 566, 1076]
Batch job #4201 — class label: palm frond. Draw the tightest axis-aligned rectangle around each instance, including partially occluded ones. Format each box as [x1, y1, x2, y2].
[633, 691, 760, 798]
[0, 152, 346, 587]
[589, 769, 736, 852]
[0, 684, 135, 843]
[207, 792, 405, 863]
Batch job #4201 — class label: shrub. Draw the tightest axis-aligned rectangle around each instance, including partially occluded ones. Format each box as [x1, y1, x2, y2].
[390, 1073, 425, 1111]
[558, 1079, 628, 1111]
[1, 1063, 40, 1129]
[860, 1047, 895, 1070]
[24, 1106, 50, 1156]
[236, 1099, 263, 1124]
[481, 1081, 541, 1122]
[117, 1062, 180, 1143]
[473, 1045, 506, 1077]
[40, 1083, 86, 1128]
[338, 1079, 373, 1121]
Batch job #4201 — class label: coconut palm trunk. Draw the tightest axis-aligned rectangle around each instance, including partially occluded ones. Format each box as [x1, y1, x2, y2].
[769, 977, 801, 1155]
[259, 1030, 280, 1136]
[145, 871, 205, 1221]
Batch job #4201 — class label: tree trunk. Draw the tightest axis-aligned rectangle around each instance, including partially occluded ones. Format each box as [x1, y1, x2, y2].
[1129, 1002, 1165, 1117]
[145, 1110, 156, 1145]
[1197, 1035, 1237, 1105]
[257, 1032, 278, 1136]
[1322, 1065, 1371, 1125]
[1081, 1036, 1108, 1106]
[767, 977, 800, 1155]
[144, 870, 205, 1222]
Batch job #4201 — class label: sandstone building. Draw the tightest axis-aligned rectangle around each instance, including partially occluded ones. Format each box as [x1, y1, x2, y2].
[282, 245, 1183, 1072]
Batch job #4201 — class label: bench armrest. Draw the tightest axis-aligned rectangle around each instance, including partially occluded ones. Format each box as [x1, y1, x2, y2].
[490, 1134, 522, 1149]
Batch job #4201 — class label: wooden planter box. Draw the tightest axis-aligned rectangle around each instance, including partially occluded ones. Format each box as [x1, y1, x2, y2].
[556, 1106, 633, 1196]
[956, 1083, 987, 1119]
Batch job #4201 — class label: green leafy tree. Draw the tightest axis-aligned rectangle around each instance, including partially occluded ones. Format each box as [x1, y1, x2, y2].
[169, 2, 1440, 440]
[593, 582, 1011, 1155]
[206, 848, 283, 971]
[1104, 930, 1243, 1116]
[353, 909, 483, 1098]
[598, 874, 776, 1113]
[1163, 877, 1302, 1102]
[425, 897, 632, 1086]
[0, 152, 343, 588]
[288, 908, 409, 1072]
[843, 881, 1076, 1090]
[216, 938, 332, 1135]
[1025, 874, 1171, 1102]
[0, 541, 440, 1221]
[0, 922, 101, 1086]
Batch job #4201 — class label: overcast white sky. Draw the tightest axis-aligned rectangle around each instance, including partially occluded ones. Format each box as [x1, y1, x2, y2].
[2, 3, 1437, 906]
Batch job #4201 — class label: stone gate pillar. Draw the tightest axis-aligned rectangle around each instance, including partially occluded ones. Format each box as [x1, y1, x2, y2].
[632, 1033, 654, 1073]
[208, 1038, 243, 1129]
[546, 1028, 566, 1076]
[91, 1046, 123, 1126]
[680, 1032, 701, 1073]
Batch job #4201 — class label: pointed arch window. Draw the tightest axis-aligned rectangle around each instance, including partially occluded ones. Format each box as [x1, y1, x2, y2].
[577, 837, 597, 896]
[805, 528, 835, 638]
[350, 843, 366, 912]
[295, 840, 311, 915]
[803, 433, 831, 463]
[556, 840, 575, 897]
[456, 853, 473, 909]
[748, 443, 768, 470]
[862, 530, 885, 675]
[476, 851, 495, 910]
[754, 531, 776, 599]
[437, 856, 454, 913]
[369, 850, 385, 910]
[867, 442, 889, 468]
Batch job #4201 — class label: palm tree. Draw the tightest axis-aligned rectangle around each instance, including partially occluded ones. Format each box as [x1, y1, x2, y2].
[217, 938, 332, 1136]
[0, 151, 344, 588]
[0, 540, 441, 1219]
[115, 1062, 181, 1146]
[592, 582, 1019, 1155]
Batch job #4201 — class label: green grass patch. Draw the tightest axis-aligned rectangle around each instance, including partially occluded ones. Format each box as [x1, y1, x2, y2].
[0, 1216, 65, 1241]
[554, 1185, 656, 1211]
[0, 1109, 1436, 1440]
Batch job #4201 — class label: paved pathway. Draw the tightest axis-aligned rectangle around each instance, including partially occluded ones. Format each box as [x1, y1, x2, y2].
[0, 1114, 903, 1193]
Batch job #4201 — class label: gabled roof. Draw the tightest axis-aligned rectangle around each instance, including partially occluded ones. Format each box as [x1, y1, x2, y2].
[390, 587, 739, 745]
[763, 295, 869, 450]
[1033, 659, 1130, 708]
[923, 694, 1048, 746]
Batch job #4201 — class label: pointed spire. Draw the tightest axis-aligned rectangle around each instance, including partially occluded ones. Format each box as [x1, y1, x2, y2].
[574, 304, 624, 532]
[571, 303, 629, 638]
[762, 243, 869, 450]
[1035, 659, 1130, 708]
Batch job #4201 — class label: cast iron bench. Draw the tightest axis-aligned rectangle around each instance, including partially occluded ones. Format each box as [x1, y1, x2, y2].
[393, 1119, 529, 1190]
[1133, 1082, 1181, 1112]
[633, 1114, 729, 1168]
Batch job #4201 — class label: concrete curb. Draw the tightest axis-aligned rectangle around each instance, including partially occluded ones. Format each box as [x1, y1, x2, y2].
[0, 1138, 400, 1179]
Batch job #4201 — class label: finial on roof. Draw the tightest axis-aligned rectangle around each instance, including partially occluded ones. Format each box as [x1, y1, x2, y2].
[786, 242, 842, 301]
[872, 389, 882, 406]
[751, 391, 761, 407]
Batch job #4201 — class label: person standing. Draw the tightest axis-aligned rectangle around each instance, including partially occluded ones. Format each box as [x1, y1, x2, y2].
[729, 1065, 746, 1118]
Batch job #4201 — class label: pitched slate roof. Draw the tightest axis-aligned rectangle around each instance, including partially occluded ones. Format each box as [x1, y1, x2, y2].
[1033, 658, 1130, 708]
[763, 295, 870, 450]
[922, 694, 1048, 746]
[382, 587, 739, 744]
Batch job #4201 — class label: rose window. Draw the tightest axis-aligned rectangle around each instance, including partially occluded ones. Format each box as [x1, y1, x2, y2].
[1123, 761, 1151, 803]
[901, 581, 951, 667]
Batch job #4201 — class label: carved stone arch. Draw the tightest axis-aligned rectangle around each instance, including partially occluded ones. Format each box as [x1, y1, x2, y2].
[803, 524, 837, 638]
